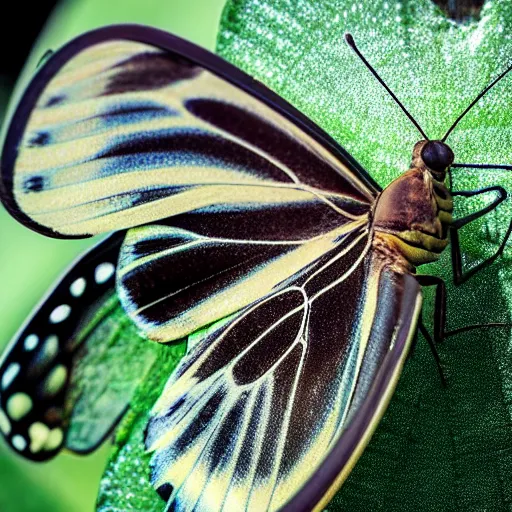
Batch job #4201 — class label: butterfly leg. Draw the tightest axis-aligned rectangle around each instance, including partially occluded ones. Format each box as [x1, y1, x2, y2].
[416, 313, 447, 387]
[416, 274, 511, 345]
[415, 275, 447, 344]
[450, 185, 512, 285]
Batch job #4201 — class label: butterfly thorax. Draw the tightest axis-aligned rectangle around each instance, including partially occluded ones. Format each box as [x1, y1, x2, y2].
[372, 140, 454, 270]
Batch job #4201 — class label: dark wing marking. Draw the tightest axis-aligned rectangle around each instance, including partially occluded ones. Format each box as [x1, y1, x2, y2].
[117, 217, 369, 342]
[145, 242, 422, 511]
[0, 25, 378, 240]
[0, 234, 123, 460]
[283, 267, 421, 511]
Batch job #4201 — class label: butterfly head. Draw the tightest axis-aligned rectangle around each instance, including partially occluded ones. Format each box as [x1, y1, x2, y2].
[412, 140, 454, 180]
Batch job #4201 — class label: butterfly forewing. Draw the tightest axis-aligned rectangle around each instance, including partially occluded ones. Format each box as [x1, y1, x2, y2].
[1, 30, 376, 240]
[0, 25, 422, 511]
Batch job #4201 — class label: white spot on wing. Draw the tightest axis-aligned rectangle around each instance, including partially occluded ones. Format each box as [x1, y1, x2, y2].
[1, 363, 20, 390]
[24, 334, 39, 351]
[7, 393, 33, 420]
[29, 422, 50, 453]
[49, 304, 71, 324]
[43, 335, 59, 361]
[0, 410, 11, 435]
[12, 435, 27, 451]
[45, 428, 64, 451]
[43, 365, 68, 397]
[95, 262, 115, 284]
[70, 277, 86, 297]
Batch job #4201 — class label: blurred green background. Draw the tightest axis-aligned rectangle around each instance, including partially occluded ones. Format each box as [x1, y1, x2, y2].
[0, 1, 226, 510]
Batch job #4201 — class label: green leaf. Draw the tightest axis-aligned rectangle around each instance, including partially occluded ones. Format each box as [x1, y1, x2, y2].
[95, 323, 227, 511]
[95, 331, 185, 512]
[218, 0, 512, 259]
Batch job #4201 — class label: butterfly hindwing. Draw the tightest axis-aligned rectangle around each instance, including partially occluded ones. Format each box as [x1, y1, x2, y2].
[145, 243, 421, 511]
[117, 217, 369, 342]
[283, 266, 422, 511]
[0, 233, 123, 460]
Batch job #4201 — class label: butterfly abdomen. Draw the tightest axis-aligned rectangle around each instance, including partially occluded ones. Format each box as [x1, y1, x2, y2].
[372, 166, 453, 268]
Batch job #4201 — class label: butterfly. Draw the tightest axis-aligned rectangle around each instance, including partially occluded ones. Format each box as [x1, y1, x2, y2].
[0, 23, 511, 512]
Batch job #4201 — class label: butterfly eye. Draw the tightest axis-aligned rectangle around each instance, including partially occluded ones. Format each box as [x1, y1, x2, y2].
[421, 140, 454, 172]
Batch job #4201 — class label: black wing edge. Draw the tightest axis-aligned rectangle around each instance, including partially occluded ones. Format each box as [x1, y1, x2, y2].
[0, 23, 381, 240]
[281, 272, 422, 512]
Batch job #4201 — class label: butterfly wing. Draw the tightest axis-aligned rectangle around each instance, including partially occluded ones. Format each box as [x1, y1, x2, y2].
[0, 233, 149, 460]
[1, 24, 379, 340]
[282, 269, 421, 511]
[117, 215, 371, 343]
[145, 246, 421, 511]
[0, 25, 378, 240]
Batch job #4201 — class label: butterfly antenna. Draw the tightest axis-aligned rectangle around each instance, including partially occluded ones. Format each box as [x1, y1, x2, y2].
[442, 60, 512, 142]
[345, 33, 429, 140]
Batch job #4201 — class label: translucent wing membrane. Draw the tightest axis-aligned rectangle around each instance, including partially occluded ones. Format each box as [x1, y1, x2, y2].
[146, 249, 421, 511]
[0, 234, 123, 460]
[0, 26, 378, 239]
